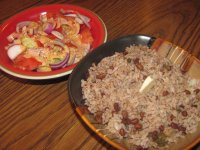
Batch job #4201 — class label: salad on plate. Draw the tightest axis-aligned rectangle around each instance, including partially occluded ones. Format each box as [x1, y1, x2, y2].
[5, 9, 94, 72]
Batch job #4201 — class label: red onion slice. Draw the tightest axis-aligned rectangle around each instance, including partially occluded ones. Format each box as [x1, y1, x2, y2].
[75, 17, 83, 24]
[7, 45, 24, 60]
[53, 39, 65, 47]
[60, 9, 90, 28]
[51, 30, 64, 40]
[50, 52, 70, 69]
[43, 23, 54, 34]
[76, 13, 91, 28]
[64, 14, 77, 17]
[66, 52, 76, 66]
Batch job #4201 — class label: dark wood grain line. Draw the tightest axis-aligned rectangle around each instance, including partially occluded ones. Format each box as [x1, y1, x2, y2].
[108, 2, 178, 38]
[183, 15, 199, 53]
[112, 11, 170, 37]
[47, 0, 72, 5]
[128, 0, 188, 33]
[185, 12, 200, 54]
[75, 134, 91, 150]
[1, 98, 71, 149]
[190, 31, 200, 58]
[89, 137, 108, 150]
[0, 84, 31, 108]
[0, 77, 23, 94]
[93, 0, 121, 13]
[0, 1, 41, 23]
[174, 10, 198, 47]
[170, 11, 187, 44]
[0, 80, 67, 117]
[0, 86, 52, 121]
[29, 113, 76, 150]
[88, 1, 108, 12]
[44, 112, 79, 149]
[178, 11, 199, 51]
[0, 85, 67, 137]
[98, 140, 116, 150]
[0, 94, 63, 137]
[190, 10, 200, 49]
[45, 123, 74, 149]
[29, 113, 76, 149]
[187, 23, 200, 54]
[91, 140, 103, 150]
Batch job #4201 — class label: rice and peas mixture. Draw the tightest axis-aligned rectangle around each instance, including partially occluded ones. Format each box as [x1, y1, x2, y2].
[81, 45, 200, 149]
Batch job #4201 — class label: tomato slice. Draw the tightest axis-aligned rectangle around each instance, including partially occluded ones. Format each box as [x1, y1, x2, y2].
[47, 34, 57, 40]
[14, 55, 42, 71]
[66, 42, 77, 48]
[36, 40, 44, 47]
[46, 13, 58, 19]
[80, 26, 94, 45]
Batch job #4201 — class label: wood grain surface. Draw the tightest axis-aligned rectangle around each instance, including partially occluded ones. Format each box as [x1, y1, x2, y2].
[0, 0, 199, 150]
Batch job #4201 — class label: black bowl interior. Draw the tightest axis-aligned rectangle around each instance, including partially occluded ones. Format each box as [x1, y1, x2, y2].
[68, 34, 155, 106]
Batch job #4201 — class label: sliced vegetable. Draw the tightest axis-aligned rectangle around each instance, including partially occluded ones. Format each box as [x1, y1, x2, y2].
[51, 30, 64, 40]
[47, 17, 56, 29]
[84, 43, 91, 53]
[59, 17, 68, 25]
[37, 66, 52, 72]
[40, 13, 47, 22]
[61, 21, 80, 36]
[64, 14, 77, 17]
[37, 30, 48, 36]
[80, 27, 94, 44]
[38, 36, 51, 45]
[50, 58, 63, 64]
[66, 22, 80, 36]
[50, 53, 70, 69]
[43, 23, 54, 34]
[139, 76, 155, 93]
[75, 17, 84, 24]
[7, 45, 25, 60]
[16, 21, 31, 32]
[26, 48, 44, 57]
[60, 9, 90, 27]
[66, 51, 76, 66]
[53, 39, 65, 47]
[76, 13, 91, 28]
[7, 32, 20, 42]
[21, 37, 38, 48]
[14, 55, 42, 70]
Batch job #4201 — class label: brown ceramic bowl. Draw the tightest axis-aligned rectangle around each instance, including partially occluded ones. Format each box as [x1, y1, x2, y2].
[68, 34, 200, 149]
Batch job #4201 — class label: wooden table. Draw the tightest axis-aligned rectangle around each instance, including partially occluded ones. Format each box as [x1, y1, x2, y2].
[0, 0, 199, 149]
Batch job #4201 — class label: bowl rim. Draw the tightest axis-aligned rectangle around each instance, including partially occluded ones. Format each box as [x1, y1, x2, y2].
[0, 4, 107, 80]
